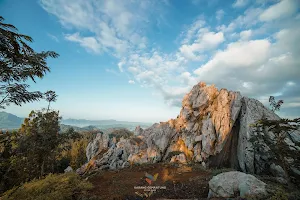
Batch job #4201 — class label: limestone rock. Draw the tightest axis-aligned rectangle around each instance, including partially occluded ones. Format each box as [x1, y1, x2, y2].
[86, 132, 109, 161]
[64, 166, 73, 173]
[208, 171, 267, 198]
[79, 81, 299, 182]
[134, 126, 144, 136]
[237, 97, 280, 174]
[270, 163, 287, 179]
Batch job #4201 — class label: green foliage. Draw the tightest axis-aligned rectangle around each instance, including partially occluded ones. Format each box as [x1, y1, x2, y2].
[0, 110, 63, 192]
[250, 109, 300, 185]
[70, 137, 88, 169]
[19, 110, 62, 176]
[1, 173, 93, 200]
[108, 129, 134, 141]
[0, 16, 59, 109]
[269, 96, 284, 112]
[267, 187, 288, 200]
[55, 128, 90, 172]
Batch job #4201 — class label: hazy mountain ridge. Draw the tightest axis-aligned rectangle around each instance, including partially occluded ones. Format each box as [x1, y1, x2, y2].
[0, 112, 24, 130]
[61, 118, 152, 127]
[0, 112, 151, 131]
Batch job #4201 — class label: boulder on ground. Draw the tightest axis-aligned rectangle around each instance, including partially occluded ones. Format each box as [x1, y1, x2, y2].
[64, 166, 73, 173]
[208, 171, 267, 199]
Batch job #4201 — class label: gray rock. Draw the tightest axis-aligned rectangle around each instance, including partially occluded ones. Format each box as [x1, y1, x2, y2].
[290, 167, 300, 176]
[276, 177, 288, 185]
[79, 82, 299, 182]
[208, 171, 267, 199]
[64, 166, 73, 173]
[290, 130, 300, 143]
[134, 126, 144, 136]
[86, 132, 109, 161]
[99, 165, 110, 170]
[237, 97, 280, 174]
[270, 163, 287, 178]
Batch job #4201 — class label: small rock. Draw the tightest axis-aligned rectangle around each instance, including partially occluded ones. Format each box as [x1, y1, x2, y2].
[270, 163, 287, 178]
[64, 166, 73, 173]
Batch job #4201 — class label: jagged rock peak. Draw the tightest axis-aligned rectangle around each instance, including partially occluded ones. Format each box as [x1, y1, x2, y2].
[79, 82, 299, 183]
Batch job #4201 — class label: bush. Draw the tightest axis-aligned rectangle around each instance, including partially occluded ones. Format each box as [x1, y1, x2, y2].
[1, 173, 93, 200]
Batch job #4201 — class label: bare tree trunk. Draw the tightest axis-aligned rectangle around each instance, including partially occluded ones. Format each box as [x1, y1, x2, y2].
[47, 102, 50, 113]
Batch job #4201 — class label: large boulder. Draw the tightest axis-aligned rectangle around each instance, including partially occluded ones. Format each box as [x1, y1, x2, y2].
[208, 171, 267, 199]
[79, 82, 300, 180]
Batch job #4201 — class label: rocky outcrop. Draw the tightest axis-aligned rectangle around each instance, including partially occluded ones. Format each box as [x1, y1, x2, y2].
[208, 171, 267, 198]
[80, 82, 300, 180]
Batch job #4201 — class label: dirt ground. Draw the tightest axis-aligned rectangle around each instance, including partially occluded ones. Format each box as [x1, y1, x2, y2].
[87, 163, 214, 200]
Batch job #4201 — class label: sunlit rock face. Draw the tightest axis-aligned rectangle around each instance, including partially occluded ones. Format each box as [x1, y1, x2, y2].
[82, 82, 299, 180]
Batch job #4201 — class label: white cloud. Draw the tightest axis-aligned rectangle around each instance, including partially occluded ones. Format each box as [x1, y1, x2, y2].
[118, 61, 125, 72]
[65, 33, 102, 54]
[216, 9, 225, 21]
[47, 33, 59, 42]
[181, 18, 206, 44]
[41, 0, 300, 118]
[217, 7, 263, 33]
[194, 39, 271, 76]
[128, 80, 135, 84]
[40, 0, 162, 56]
[260, 0, 299, 21]
[240, 30, 252, 41]
[179, 31, 225, 61]
[233, 0, 249, 8]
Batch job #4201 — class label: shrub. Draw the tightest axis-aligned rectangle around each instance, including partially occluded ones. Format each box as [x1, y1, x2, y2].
[1, 173, 93, 200]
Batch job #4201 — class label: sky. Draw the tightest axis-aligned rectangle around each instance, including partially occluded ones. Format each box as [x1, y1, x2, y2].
[0, 0, 299, 123]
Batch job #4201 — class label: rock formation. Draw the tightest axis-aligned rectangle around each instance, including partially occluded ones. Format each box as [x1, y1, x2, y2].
[80, 82, 300, 181]
[208, 171, 267, 198]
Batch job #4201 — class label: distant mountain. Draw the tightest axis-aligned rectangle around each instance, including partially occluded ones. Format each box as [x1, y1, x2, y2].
[0, 112, 152, 131]
[59, 124, 100, 133]
[0, 112, 24, 130]
[61, 118, 151, 128]
[61, 118, 152, 131]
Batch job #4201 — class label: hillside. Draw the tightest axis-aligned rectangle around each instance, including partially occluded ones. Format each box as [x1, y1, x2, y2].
[0, 112, 151, 131]
[0, 112, 24, 130]
[61, 118, 152, 129]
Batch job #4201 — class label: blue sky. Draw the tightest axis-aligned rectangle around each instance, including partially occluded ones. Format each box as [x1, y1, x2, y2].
[1, 0, 299, 122]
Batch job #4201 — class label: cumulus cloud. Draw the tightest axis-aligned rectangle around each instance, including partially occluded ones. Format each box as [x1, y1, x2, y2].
[233, 0, 249, 8]
[217, 7, 263, 33]
[260, 0, 299, 21]
[41, 0, 300, 117]
[193, 26, 300, 117]
[179, 31, 225, 61]
[240, 30, 252, 41]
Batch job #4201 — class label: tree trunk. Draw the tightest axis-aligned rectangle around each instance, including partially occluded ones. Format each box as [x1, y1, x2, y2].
[47, 102, 50, 113]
